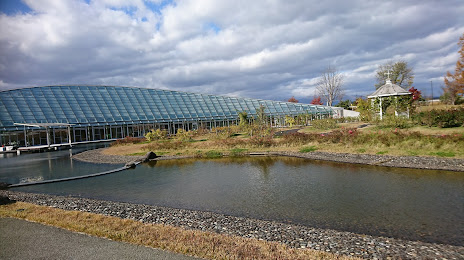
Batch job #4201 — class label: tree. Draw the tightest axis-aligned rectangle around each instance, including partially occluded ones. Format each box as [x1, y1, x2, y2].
[316, 66, 344, 106]
[256, 105, 268, 126]
[408, 87, 422, 101]
[238, 111, 248, 126]
[355, 97, 372, 121]
[443, 33, 464, 105]
[287, 96, 299, 103]
[336, 99, 352, 110]
[310, 96, 322, 105]
[375, 60, 414, 89]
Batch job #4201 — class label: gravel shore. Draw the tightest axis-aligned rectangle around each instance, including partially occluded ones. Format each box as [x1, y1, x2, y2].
[1, 190, 463, 259]
[72, 148, 464, 172]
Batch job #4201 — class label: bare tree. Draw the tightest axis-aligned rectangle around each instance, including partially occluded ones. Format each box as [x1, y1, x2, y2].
[316, 66, 344, 106]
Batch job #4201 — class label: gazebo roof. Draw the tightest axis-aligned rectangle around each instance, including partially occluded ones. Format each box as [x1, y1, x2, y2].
[367, 79, 411, 98]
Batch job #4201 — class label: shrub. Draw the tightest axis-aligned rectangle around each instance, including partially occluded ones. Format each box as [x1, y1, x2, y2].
[375, 115, 411, 129]
[311, 118, 338, 130]
[281, 132, 317, 145]
[249, 136, 275, 147]
[413, 107, 464, 128]
[176, 129, 192, 141]
[145, 129, 168, 141]
[210, 126, 239, 139]
[324, 128, 359, 143]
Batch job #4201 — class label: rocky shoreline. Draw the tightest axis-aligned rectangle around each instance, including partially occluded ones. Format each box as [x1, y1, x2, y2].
[1, 190, 463, 259]
[72, 148, 464, 172]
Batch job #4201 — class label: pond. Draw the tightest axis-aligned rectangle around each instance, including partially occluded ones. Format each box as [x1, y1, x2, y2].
[1, 150, 463, 246]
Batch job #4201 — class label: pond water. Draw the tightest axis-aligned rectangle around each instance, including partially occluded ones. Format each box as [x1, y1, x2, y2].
[1, 150, 463, 246]
[0, 144, 118, 184]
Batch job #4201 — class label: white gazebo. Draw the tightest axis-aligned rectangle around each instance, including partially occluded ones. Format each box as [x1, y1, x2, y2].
[367, 71, 411, 119]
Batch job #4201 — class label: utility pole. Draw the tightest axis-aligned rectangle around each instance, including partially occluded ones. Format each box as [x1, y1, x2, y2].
[430, 81, 433, 106]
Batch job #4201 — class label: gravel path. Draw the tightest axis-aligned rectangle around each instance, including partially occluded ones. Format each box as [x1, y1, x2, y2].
[72, 148, 464, 172]
[271, 151, 464, 172]
[72, 148, 192, 164]
[1, 191, 462, 259]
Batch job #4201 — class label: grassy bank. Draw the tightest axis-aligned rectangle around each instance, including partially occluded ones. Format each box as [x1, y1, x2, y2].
[0, 202, 352, 260]
[106, 124, 464, 158]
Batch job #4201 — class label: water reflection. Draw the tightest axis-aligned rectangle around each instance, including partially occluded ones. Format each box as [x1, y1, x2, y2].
[0, 143, 117, 184]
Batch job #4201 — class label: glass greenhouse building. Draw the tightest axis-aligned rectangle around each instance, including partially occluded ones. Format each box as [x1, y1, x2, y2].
[0, 86, 333, 147]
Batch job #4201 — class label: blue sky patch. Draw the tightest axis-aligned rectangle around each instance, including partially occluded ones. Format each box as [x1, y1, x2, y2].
[144, 0, 175, 15]
[0, 0, 33, 15]
[204, 22, 221, 34]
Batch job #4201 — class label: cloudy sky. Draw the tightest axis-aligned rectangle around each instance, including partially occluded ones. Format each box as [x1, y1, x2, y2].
[0, 0, 463, 103]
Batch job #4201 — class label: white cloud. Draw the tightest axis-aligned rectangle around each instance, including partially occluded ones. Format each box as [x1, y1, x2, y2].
[0, 0, 463, 101]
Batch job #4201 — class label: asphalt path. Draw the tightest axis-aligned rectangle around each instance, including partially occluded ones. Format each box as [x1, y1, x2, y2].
[0, 217, 200, 260]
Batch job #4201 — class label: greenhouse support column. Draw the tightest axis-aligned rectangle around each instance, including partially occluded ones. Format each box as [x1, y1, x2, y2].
[23, 125, 27, 147]
[45, 126, 51, 148]
[67, 126, 72, 147]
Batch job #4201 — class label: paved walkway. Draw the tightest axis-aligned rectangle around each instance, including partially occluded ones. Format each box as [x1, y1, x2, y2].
[0, 218, 200, 260]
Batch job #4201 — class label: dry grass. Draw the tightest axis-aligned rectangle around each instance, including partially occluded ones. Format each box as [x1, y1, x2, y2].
[106, 123, 464, 159]
[299, 123, 374, 134]
[405, 126, 464, 135]
[416, 104, 464, 112]
[105, 132, 464, 158]
[103, 144, 147, 156]
[0, 202, 354, 260]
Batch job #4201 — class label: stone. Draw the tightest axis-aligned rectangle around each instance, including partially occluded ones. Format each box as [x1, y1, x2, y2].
[0, 182, 10, 190]
[142, 151, 157, 162]
[0, 195, 15, 205]
[125, 162, 136, 169]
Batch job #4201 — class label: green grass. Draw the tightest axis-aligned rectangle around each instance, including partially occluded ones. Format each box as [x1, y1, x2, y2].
[205, 150, 223, 158]
[430, 151, 456, 157]
[376, 151, 388, 155]
[299, 146, 317, 153]
[356, 148, 366, 153]
[230, 148, 248, 157]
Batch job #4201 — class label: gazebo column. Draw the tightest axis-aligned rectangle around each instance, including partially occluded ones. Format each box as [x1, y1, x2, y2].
[379, 98, 383, 120]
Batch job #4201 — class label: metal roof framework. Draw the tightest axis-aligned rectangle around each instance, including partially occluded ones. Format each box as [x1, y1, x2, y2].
[1, 85, 334, 132]
[13, 123, 73, 148]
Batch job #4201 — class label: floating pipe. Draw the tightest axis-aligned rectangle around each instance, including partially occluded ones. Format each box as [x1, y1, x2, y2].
[7, 162, 140, 188]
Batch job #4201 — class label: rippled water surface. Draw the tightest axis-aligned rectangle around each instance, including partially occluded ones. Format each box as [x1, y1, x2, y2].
[1, 151, 463, 245]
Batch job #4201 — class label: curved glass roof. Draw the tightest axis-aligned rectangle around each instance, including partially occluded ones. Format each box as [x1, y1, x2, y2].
[0, 86, 332, 131]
